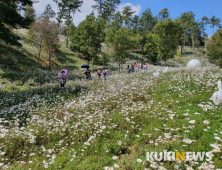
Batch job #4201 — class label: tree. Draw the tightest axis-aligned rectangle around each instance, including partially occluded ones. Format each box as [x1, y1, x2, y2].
[27, 19, 44, 62]
[105, 13, 134, 72]
[202, 16, 209, 32]
[53, 0, 83, 47]
[70, 13, 105, 65]
[210, 16, 220, 34]
[42, 4, 56, 19]
[203, 32, 208, 50]
[210, 16, 217, 34]
[190, 21, 203, 48]
[215, 18, 221, 31]
[28, 18, 59, 69]
[130, 15, 140, 30]
[41, 19, 59, 69]
[24, 6, 36, 23]
[0, 0, 34, 46]
[139, 8, 158, 55]
[158, 8, 170, 21]
[92, 0, 120, 21]
[180, 12, 195, 52]
[139, 8, 158, 32]
[144, 33, 158, 63]
[122, 5, 135, 27]
[153, 18, 183, 66]
[206, 29, 222, 65]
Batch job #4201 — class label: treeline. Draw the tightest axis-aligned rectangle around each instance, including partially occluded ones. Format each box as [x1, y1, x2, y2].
[0, 0, 222, 69]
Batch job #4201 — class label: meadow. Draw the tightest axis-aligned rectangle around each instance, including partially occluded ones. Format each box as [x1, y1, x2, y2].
[1, 59, 222, 169]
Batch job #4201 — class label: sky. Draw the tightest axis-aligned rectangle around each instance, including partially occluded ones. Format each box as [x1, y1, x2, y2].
[33, 0, 222, 36]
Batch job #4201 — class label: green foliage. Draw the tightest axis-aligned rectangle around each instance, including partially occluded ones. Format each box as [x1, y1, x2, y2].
[24, 6, 36, 23]
[153, 18, 183, 65]
[106, 27, 132, 66]
[122, 5, 135, 27]
[210, 16, 221, 34]
[41, 4, 56, 19]
[70, 13, 105, 64]
[53, 0, 83, 47]
[177, 50, 181, 57]
[180, 12, 195, 48]
[144, 33, 158, 63]
[92, 0, 120, 21]
[191, 21, 203, 48]
[175, 50, 182, 62]
[99, 51, 110, 65]
[202, 16, 209, 31]
[130, 15, 140, 30]
[27, 19, 44, 62]
[53, 0, 83, 24]
[0, 0, 33, 46]
[139, 8, 158, 32]
[130, 31, 142, 50]
[217, 58, 222, 68]
[206, 29, 222, 64]
[105, 15, 135, 71]
[158, 8, 170, 21]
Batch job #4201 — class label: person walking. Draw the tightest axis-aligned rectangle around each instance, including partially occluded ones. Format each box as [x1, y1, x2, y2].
[102, 67, 110, 80]
[60, 71, 66, 87]
[97, 68, 102, 79]
[130, 64, 134, 73]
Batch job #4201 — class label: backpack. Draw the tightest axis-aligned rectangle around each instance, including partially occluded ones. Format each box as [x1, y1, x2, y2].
[103, 70, 107, 75]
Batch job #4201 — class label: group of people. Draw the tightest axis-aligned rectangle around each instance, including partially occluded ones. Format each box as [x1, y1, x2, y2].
[83, 67, 110, 80]
[126, 62, 148, 74]
[133, 62, 148, 70]
[59, 67, 110, 87]
[59, 62, 148, 87]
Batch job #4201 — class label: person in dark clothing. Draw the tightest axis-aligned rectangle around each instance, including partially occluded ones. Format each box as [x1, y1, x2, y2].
[83, 68, 91, 80]
[126, 65, 130, 74]
[60, 71, 66, 87]
[130, 65, 134, 73]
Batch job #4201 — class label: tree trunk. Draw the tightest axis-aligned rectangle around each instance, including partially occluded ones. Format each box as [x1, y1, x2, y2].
[184, 30, 186, 47]
[38, 45, 42, 62]
[191, 37, 194, 48]
[87, 60, 89, 65]
[66, 35, 69, 48]
[119, 63, 120, 73]
[48, 47, 52, 70]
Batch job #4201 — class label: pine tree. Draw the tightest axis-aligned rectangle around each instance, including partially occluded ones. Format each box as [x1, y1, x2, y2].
[42, 4, 56, 19]
[0, 0, 34, 46]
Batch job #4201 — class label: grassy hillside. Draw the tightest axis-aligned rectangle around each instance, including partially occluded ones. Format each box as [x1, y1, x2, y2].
[1, 29, 222, 170]
[0, 66, 222, 169]
[0, 29, 89, 91]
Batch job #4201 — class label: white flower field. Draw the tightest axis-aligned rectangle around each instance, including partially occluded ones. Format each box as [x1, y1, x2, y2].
[1, 62, 222, 170]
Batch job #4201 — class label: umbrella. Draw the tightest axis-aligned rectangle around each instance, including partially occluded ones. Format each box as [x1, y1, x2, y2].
[81, 64, 90, 68]
[57, 69, 69, 79]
